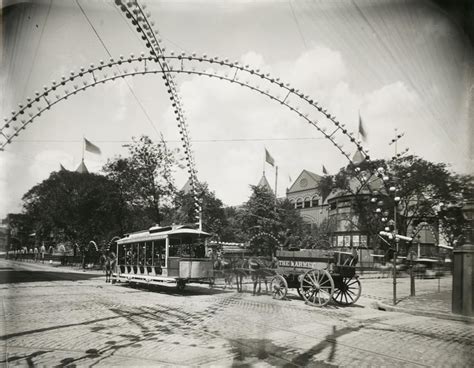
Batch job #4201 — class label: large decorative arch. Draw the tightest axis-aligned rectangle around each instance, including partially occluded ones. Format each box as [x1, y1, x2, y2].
[1, 54, 369, 162]
[410, 221, 439, 245]
[2, 0, 404, 227]
[247, 231, 283, 250]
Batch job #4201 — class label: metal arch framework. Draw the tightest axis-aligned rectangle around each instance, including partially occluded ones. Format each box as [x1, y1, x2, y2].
[410, 221, 439, 244]
[2, 0, 403, 227]
[247, 232, 283, 250]
[0, 55, 401, 224]
[1, 55, 370, 161]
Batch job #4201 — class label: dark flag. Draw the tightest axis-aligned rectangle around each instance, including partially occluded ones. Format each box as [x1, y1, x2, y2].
[322, 165, 328, 175]
[265, 148, 275, 167]
[84, 138, 101, 155]
[358, 113, 367, 141]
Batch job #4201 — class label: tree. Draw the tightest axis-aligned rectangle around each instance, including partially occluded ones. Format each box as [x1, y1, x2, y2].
[240, 185, 306, 255]
[22, 170, 123, 246]
[166, 182, 229, 237]
[103, 135, 182, 229]
[326, 155, 473, 253]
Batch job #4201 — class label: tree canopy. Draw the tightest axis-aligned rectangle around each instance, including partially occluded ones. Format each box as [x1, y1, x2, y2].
[22, 170, 123, 245]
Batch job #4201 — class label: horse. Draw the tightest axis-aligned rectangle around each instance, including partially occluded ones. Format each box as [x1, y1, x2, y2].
[213, 257, 234, 289]
[105, 252, 116, 283]
[233, 257, 250, 293]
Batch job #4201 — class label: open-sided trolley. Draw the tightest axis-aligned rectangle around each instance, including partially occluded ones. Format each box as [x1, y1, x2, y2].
[269, 249, 362, 307]
[113, 224, 213, 290]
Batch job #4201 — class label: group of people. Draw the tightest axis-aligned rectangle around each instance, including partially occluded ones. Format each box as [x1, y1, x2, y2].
[13, 244, 51, 262]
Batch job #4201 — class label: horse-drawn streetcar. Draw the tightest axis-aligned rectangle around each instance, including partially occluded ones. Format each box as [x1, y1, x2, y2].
[112, 224, 213, 290]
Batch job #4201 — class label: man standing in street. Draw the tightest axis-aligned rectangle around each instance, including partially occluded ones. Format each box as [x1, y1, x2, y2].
[40, 243, 46, 263]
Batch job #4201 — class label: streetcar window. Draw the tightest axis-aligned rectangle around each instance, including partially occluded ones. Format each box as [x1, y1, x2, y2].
[153, 240, 165, 266]
[169, 244, 180, 257]
[145, 242, 153, 266]
[138, 242, 146, 265]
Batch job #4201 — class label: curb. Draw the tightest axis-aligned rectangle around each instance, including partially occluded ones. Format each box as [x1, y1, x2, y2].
[4, 259, 104, 276]
[373, 301, 474, 324]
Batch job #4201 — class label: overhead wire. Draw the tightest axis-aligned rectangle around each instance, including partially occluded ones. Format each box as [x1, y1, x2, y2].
[21, 0, 53, 99]
[75, 0, 161, 138]
[14, 136, 326, 143]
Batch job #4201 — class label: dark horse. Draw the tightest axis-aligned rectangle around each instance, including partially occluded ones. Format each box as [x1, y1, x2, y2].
[105, 252, 116, 283]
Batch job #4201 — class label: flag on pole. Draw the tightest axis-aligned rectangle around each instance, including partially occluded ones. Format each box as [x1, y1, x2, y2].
[358, 113, 367, 141]
[84, 138, 101, 155]
[59, 163, 67, 171]
[288, 175, 292, 183]
[265, 148, 275, 167]
[322, 165, 328, 175]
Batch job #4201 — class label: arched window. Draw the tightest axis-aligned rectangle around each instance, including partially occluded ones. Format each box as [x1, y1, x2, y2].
[296, 198, 303, 209]
[304, 197, 311, 208]
[289, 199, 296, 208]
[311, 196, 319, 207]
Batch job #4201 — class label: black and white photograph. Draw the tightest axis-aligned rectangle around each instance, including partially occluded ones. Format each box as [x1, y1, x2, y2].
[1, 0, 473, 366]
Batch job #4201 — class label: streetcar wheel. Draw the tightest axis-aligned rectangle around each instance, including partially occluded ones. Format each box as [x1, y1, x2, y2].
[176, 280, 186, 291]
[270, 275, 288, 300]
[333, 277, 361, 306]
[300, 269, 334, 307]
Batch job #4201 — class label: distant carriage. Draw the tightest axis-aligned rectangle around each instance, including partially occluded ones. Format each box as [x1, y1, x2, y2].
[112, 224, 213, 290]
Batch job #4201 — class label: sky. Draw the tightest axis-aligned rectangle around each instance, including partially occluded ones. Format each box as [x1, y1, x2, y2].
[1, 0, 473, 220]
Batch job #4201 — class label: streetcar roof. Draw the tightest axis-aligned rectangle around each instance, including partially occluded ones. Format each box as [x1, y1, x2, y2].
[117, 225, 211, 244]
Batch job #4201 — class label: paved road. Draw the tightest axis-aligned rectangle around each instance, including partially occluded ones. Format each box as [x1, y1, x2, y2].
[0, 259, 472, 367]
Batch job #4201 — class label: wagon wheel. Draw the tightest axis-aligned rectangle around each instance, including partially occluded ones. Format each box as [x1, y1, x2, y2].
[332, 277, 361, 306]
[300, 269, 334, 307]
[296, 286, 304, 300]
[270, 275, 288, 300]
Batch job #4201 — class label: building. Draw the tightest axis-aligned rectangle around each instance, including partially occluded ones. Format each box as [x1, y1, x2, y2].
[286, 170, 328, 226]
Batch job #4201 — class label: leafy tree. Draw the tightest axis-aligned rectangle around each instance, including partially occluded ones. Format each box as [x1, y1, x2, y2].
[240, 185, 306, 255]
[22, 170, 123, 246]
[166, 182, 229, 237]
[5, 213, 34, 251]
[103, 135, 182, 228]
[325, 155, 473, 253]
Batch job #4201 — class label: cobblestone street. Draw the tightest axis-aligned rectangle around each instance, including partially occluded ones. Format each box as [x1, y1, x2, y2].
[1, 259, 473, 367]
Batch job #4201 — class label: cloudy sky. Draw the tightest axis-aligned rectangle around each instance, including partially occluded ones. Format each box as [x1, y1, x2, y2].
[1, 0, 472, 220]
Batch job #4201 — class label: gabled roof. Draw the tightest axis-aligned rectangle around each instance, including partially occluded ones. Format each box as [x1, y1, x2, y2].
[257, 174, 273, 192]
[180, 178, 193, 194]
[75, 159, 89, 174]
[287, 169, 322, 194]
[352, 150, 365, 165]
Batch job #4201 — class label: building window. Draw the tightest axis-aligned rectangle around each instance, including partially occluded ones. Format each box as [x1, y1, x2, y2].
[304, 197, 311, 208]
[296, 198, 303, 209]
[343, 235, 351, 247]
[360, 235, 367, 247]
[330, 202, 336, 210]
[312, 196, 319, 207]
[337, 236, 344, 247]
[352, 235, 360, 248]
[337, 200, 351, 208]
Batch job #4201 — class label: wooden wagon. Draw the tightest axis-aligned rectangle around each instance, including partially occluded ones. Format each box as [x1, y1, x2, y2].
[268, 249, 362, 307]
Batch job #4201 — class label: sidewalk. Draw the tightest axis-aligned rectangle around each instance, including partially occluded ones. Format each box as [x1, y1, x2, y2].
[3, 257, 104, 276]
[371, 284, 474, 324]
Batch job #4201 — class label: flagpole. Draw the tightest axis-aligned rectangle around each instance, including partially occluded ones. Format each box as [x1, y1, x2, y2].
[274, 166, 278, 205]
[263, 148, 265, 176]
